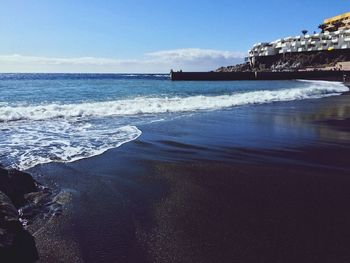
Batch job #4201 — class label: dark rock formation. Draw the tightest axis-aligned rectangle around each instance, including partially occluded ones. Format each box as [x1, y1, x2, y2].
[0, 167, 38, 208]
[217, 49, 350, 72]
[216, 62, 252, 72]
[0, 191, 39, 262]
[0, 167, 40, 262]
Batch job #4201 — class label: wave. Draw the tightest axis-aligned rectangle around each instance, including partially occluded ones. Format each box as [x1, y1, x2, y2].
[1, 124, 142, 170]
[151, 74, 169, 77]
[0, 80, 348, 122]
[120, 74, 169, 78]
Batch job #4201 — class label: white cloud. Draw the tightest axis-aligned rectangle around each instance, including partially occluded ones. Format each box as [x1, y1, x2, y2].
[147, 48, 245, 61]
[0, 48, 245, 73]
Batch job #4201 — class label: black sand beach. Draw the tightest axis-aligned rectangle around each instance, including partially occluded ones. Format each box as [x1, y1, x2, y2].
[27, 94, 350, 263]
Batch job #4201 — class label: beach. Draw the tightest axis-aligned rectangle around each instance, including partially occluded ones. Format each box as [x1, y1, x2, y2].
[3, 2, 350, 262]
[20, 88, 350, 262]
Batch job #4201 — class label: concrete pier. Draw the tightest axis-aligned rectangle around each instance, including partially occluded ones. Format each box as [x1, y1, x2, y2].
[170, 70, 350, 82]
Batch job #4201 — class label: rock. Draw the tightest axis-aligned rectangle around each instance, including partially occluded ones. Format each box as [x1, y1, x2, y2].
[53, 191, 73, 205]
[0, 191, 39, 262]
[216, 62, 252, 72]
[0, 167, 38, 208]
[0, 191, 19, 247]
[217, 50, 350, 72]
[25, 191, 52, 206]
[20, 190, 54, 221]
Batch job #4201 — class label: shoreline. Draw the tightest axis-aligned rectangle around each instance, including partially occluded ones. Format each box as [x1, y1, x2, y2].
[22, 93, 350, 262]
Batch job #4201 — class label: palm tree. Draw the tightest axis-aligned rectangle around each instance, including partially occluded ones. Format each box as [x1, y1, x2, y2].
[302, 30, 308, 36]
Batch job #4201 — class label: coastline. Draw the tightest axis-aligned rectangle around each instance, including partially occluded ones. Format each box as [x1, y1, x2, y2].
[4, 4, 350, 263]
[24, 92, 350, 262]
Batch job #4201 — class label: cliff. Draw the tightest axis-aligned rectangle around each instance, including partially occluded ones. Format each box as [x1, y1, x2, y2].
[216, 49, 350, 72]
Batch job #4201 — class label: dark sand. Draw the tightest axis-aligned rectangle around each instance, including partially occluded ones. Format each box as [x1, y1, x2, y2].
[28, 94, 350, 263]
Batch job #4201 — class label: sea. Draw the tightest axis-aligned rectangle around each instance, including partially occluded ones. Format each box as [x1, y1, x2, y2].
[0, 73, 348, 171]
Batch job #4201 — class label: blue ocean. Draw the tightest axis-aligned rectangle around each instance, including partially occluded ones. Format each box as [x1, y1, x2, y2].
[0, 73, 348, 170]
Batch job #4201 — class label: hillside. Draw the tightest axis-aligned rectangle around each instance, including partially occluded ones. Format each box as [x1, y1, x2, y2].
[216, 50, 350, 72]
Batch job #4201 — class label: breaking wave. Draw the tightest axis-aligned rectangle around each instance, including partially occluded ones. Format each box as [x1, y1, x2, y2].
[1, 123, 142, 170]
[1, 80, 348, 122]
[0, 80, 348, 170]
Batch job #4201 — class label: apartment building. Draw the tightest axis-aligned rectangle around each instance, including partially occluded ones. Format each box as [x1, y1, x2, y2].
[248, 12, 350, 64]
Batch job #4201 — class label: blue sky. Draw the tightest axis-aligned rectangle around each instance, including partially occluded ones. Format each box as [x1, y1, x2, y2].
[0, 0, 349, 72]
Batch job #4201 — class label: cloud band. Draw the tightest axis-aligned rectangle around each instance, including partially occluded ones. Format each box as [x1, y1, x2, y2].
[0, 48, 245, 73]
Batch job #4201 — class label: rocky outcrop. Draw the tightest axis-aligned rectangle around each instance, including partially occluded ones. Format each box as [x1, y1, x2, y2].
[216, 62, 252, 72]
[0, 167, 38, 208]
[217, 50, 350, 72]
[0, 166, 40, 262]
[0, 191, 39, 262]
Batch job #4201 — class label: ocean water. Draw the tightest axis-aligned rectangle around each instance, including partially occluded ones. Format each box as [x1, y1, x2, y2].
[0, 73, 348, 170]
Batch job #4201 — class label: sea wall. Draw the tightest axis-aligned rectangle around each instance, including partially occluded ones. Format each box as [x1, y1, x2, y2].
[171, 70, 350, 81]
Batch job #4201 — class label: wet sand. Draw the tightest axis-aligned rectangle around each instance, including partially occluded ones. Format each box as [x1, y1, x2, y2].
[29, 94, 350, 262]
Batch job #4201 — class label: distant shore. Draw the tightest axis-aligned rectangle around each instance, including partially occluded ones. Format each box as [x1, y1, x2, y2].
[217, 49, 350, 73]
[172, 50, 350, 81]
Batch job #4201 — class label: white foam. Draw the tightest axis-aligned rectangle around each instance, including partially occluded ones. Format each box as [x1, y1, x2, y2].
[296, 79, 342, 84]
[152, 74, 169, 77]
[1, 122, 141, 170]
[0, 81, 348, 122]
[1, 80, 348, 170]
[122, 74, 167, 78]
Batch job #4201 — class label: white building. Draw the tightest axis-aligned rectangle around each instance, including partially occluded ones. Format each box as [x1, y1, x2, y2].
[248, 29, 350, 63]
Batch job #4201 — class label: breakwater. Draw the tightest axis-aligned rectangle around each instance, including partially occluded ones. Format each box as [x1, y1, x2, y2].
[170, 70, 350, 82]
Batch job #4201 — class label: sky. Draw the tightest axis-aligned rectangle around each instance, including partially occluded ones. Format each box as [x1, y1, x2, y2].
[0, 0, 349, 73]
